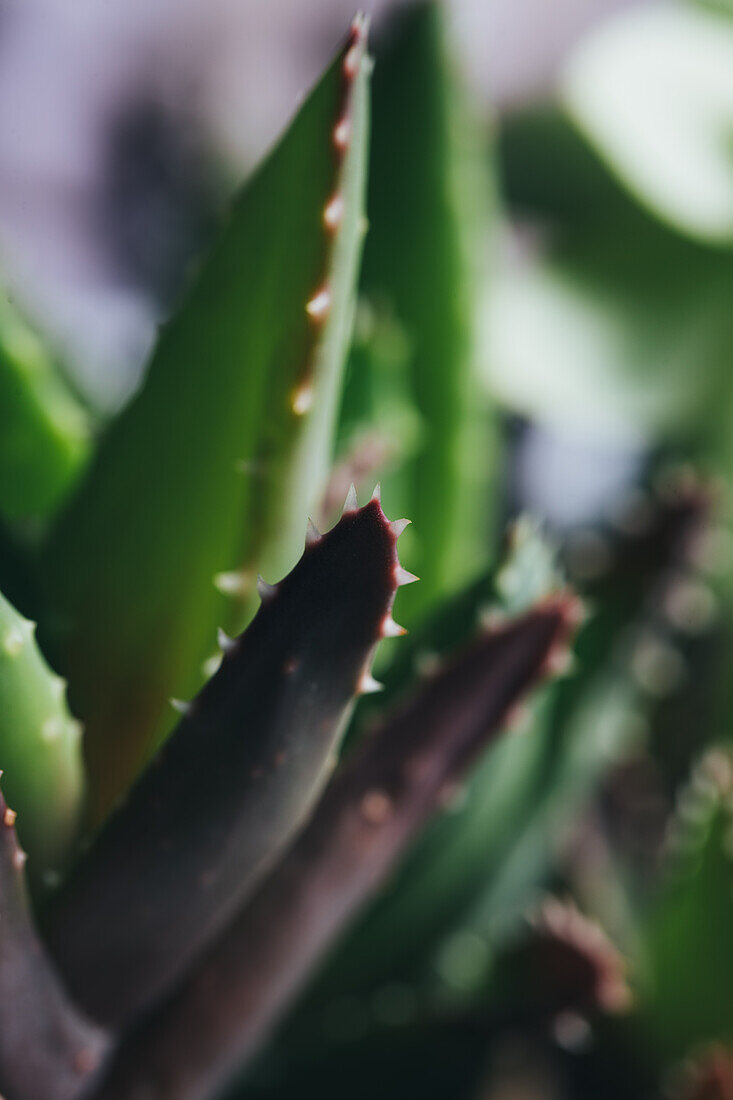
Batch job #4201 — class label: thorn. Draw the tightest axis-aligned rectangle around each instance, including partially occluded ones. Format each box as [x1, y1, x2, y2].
[292, 379, 314, 415]
[351, 11, 369, 40]
[381, 614, 406, 638]
[395, 564, 419, 586]
[323, 194, 344, 231]
[305, 286, 331, 322]
[371, 482, 381, 502]
[2, 626, 24, 658]
[343, 42, 360, 79]
[170, 698, 192, 717]
[343, 483, 358, 513]
[68, 719, 83, 741]
[3, 807, 17, 828]
[545, 648, 576, 677]
[360, 789, 393, 825]
[202, 653, 223, 678]
[213, 570, 251, 597]
[41, 717, 64, 743]
[13, 849, 26, 870]
[217, 627, 236, 654]
[333, 116, 351, 151]
[49, 675, 67, 703]
[564, 595, 587, 628]
[390, 518, 410, 538]
[306, 517, 321, 546]
[257, 575, 277, 602]
[359, 671, 384, 695]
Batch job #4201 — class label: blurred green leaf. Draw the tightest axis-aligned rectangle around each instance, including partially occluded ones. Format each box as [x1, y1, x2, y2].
[41, 27, 371, 820]
[0, 295, 90, 522]
[359, 1, 497, 622]
[560, 2, 733, 245]
[484, 221, 733, 447]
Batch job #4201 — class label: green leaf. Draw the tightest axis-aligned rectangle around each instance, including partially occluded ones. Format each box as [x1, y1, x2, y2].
[41, 21, 371, 820]
[560, 3, 733, 246]
[0, 294, 90, 522]
[359, 1, 497, 622]
[484, 220, 733, 447]
[0, 588, 84, 880]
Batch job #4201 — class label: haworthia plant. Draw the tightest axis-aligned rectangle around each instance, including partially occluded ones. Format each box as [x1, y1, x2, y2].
[45, 494, 409, 1026]
[41, 18, 371, 820]
[0, 587, 84, 880]
[88, 595, 579, 1100]
[0, 782, 106, 1100]
[356, 1, 495, 621]
[0, 293, 90, 522]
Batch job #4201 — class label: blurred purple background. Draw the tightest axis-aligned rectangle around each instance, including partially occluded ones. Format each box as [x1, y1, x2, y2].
[0, 0, 641, 409]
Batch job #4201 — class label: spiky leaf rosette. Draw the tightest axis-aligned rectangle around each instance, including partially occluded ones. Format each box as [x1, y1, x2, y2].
[0, 783, 106, 1100]
[89, 595, 578, 1100]
[0, 588, 84, 880]
[44, 494, 408, 1026]
[41, 18, 371, 821]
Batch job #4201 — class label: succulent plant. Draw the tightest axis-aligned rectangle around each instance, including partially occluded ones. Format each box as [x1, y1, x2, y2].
[0, 5, 732, 1100]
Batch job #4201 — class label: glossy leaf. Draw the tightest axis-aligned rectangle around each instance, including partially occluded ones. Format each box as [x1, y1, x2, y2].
[41, 22, 371, 820]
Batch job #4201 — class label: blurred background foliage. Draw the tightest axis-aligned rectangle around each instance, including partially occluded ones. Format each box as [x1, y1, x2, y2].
[1, 0, 733, 1096]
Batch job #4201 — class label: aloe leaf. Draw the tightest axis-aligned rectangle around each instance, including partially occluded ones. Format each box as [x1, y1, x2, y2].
[294, 479, 707, 1019]
[41, 19, 371, 821]
[87, 596, 579, 1100]
[0, 782, 106, 1100]
[45, 495, 406, 1027]
[0, 588, 84, 881]
[0, 293, 90, 522]
[359, 1, 496, 621]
